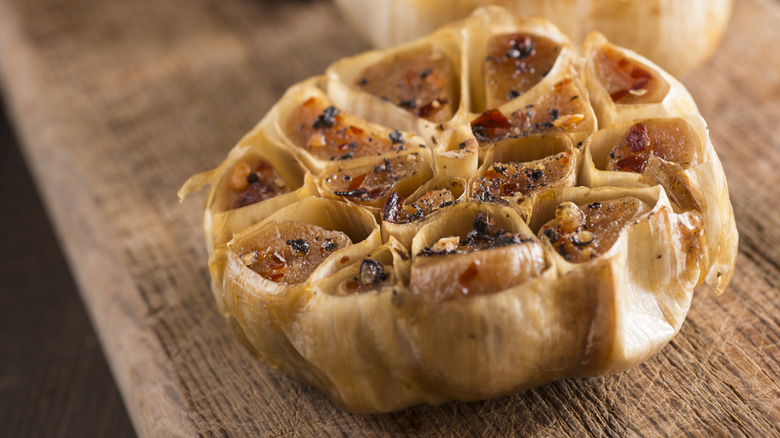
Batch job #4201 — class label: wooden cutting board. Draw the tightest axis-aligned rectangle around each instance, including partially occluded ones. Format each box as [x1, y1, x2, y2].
[0, 0, 778, 435]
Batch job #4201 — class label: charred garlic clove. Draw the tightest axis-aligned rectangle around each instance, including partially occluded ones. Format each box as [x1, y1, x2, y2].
[584, 32, 698, 127]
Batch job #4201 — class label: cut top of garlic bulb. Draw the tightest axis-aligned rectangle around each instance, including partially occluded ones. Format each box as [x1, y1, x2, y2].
[180, 6, 737, 414]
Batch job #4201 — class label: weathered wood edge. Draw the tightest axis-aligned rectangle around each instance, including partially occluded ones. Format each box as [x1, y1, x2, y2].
[0, 4, 195, 437]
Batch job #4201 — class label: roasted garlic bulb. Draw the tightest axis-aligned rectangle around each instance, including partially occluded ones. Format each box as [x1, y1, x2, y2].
[334, 0, 733, 76]
[180, 7, 737, 413]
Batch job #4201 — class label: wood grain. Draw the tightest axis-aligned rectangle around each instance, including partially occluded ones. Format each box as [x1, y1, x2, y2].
[0, 0, 777, 435]
[0, 101, 136, 438]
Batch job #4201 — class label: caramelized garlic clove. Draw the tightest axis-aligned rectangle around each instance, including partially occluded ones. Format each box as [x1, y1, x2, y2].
[482, 32, 563, 109]
[584, 32, 698, 127]
[470, 134, 578, 216]
[471, 74, 596, 147]
[236, 222, 352, 285]
[227, 197, 380, 287]
[326, 31, 463, 135]
[538, 196, 651, 263]
[354, 46, 459, 124]
[462, 8, 578, 114]
[381, 176, 467, 248]
[591, 44, 668, 106]
[409, 201, 550, 300]
[315, 149, 434, 209]
[276, 82, 427, 174]
[581, 115, 705, 190]
[604, 118, 702, 173]
[410, 243, 547, 299]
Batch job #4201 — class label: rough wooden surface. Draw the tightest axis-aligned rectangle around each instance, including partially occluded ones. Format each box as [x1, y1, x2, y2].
[0, 101, 136, 438]
[0, 0, 778, 436]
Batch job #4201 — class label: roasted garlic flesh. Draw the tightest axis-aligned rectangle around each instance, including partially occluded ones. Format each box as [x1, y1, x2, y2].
[539, 198, 651, 263]
[472, 151, 573, 202]
[484, 33, 561, 109]
[239, 221, 351, 284]
[356, 45, 458, 123]
[285, 96, 406, 162]
[411, 212, 546, 298]
[317, 152, 430, 207]
[606, 118, 701, 173]
[224, 159, 291, 210]
[592, 45, 666, 105]
[472, 77, 592, 145]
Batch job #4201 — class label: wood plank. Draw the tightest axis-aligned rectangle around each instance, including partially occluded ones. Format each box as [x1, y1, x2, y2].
[0, 0, 777, 435]
[0, 100, 136, 438]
